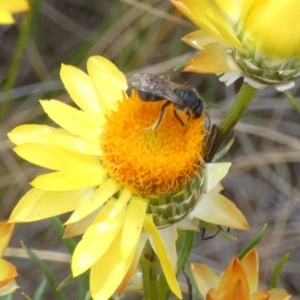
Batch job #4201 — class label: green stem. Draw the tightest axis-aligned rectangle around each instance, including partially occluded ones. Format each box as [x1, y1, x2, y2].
[283, 89, 300, 113]
[208, 82, 258, 161]
[0, 10, 32, 122]
[140, 241, 158, 300]
[176, 230, 196, 273]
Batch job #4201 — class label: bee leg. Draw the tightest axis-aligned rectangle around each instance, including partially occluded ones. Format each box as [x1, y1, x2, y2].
[173, 109, 185, 126]
[204, 124, 218, 162]
[186, 111, 192, 123]
[143, 101, 171, 130]
[201, 225, 221, 240]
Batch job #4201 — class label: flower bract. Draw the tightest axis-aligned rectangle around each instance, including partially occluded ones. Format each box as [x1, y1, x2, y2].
[171, 0, 300, 90]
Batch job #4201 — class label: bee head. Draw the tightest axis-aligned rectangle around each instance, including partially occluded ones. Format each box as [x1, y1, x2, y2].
[192, 99, 204, 118]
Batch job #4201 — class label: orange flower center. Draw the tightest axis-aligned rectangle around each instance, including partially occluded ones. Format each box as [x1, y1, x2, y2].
[101, 91, 207, 196]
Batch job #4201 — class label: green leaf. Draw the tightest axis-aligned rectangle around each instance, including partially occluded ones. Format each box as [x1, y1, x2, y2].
[56, 274, 75, 291]
[83, 290, 92, 300]
[237, 224, 267, 260]
[177, 230, 196, 273]
[51, 217, 77, 254]
[269, 253, 290, 289]
[184, 264, 200, 300]
[33, 278, 47, 300]
[172, 58, 189, 72]
[78, 273, 90, 300]
[21, 293, 33, 300]
[21, 241, 67, 300]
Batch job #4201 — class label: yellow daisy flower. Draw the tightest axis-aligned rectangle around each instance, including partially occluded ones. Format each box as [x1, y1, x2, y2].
[0, 0, 29, 24]
[0, 223, 19, 296]
[8, 56, 248, 299]
[191, 248, 291, 300]
[171, 0, 300, 90]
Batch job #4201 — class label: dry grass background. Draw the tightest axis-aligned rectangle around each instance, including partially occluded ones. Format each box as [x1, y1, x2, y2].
[0, 0, 300, 299]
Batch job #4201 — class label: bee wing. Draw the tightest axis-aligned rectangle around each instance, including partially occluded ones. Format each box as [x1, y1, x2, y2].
[131, 73, 168, 90]
[131, 73, 185, 106]
[159, 89, 185, 106]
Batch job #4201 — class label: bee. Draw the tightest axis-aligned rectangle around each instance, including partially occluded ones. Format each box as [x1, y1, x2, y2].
[131, 73, 204, 130]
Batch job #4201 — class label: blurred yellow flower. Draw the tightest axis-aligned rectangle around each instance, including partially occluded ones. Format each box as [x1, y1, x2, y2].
[7, 56, 248, 299]
[171, 0, 300, 90]
[0, 223, 19, 296]
[191, 248, 291, 300]
[0, 0, 29, 24]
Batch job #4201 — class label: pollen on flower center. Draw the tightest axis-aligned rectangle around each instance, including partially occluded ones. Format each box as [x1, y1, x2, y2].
[101, 90, 207, 196]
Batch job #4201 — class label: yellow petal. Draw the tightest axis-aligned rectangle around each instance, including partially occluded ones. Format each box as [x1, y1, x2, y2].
[0, 259, 18, 288]
[60, 64, 102, 114]
[0, 0, 29, 13]
[156, 225, 178, 271]
[65, 178, 120, 223]
[8, 124, 102, 155]
[9, 188, 94, 222]
[40, 100, 102, 142]
[87, 56, 127, 114]
[72, 199, 126, 276]
[121, 196, 148, 260]
[170, 0, 219, 39]
[64, 190, 131, 237]
[190, 263, 219, 299]
[241, 248, 259, 294]
[204, 163, 231, 192]
[251, 291, 270, 300]
[242, 1, 300, 60]
[0, 223, 14, 256]
[42, 130, 102, 155]
[120, 271, 142, 293]
[0, 279, 19, 296]
[0, 10, 14, 24]
[206, 289, 218, 300]
[30, 167, 107, 191]
[117, 233, 148, 295]
[268, 288, 291, 300]
[205, 5, 245, 51]
[13, 143, 100, 171]
[109, 188, 132, 217]
[184, 43, 240, 74]
[218, 279, 251, 300]
[192, 192, 249, 230]
[64, 207, 100, 238]
[65, 190, 132, 237]
[217, 257, 249, 295]
[8, 124, 63, 145]
[89, 232, 135, 300]
[170, 0, 245, 51]
[143, 215, 182, 299]
[214, 0, 240, 23]
[182, 30, 217, 50]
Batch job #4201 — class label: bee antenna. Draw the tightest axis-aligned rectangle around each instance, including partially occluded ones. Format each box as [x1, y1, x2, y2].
[206, 104, 221, 109]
